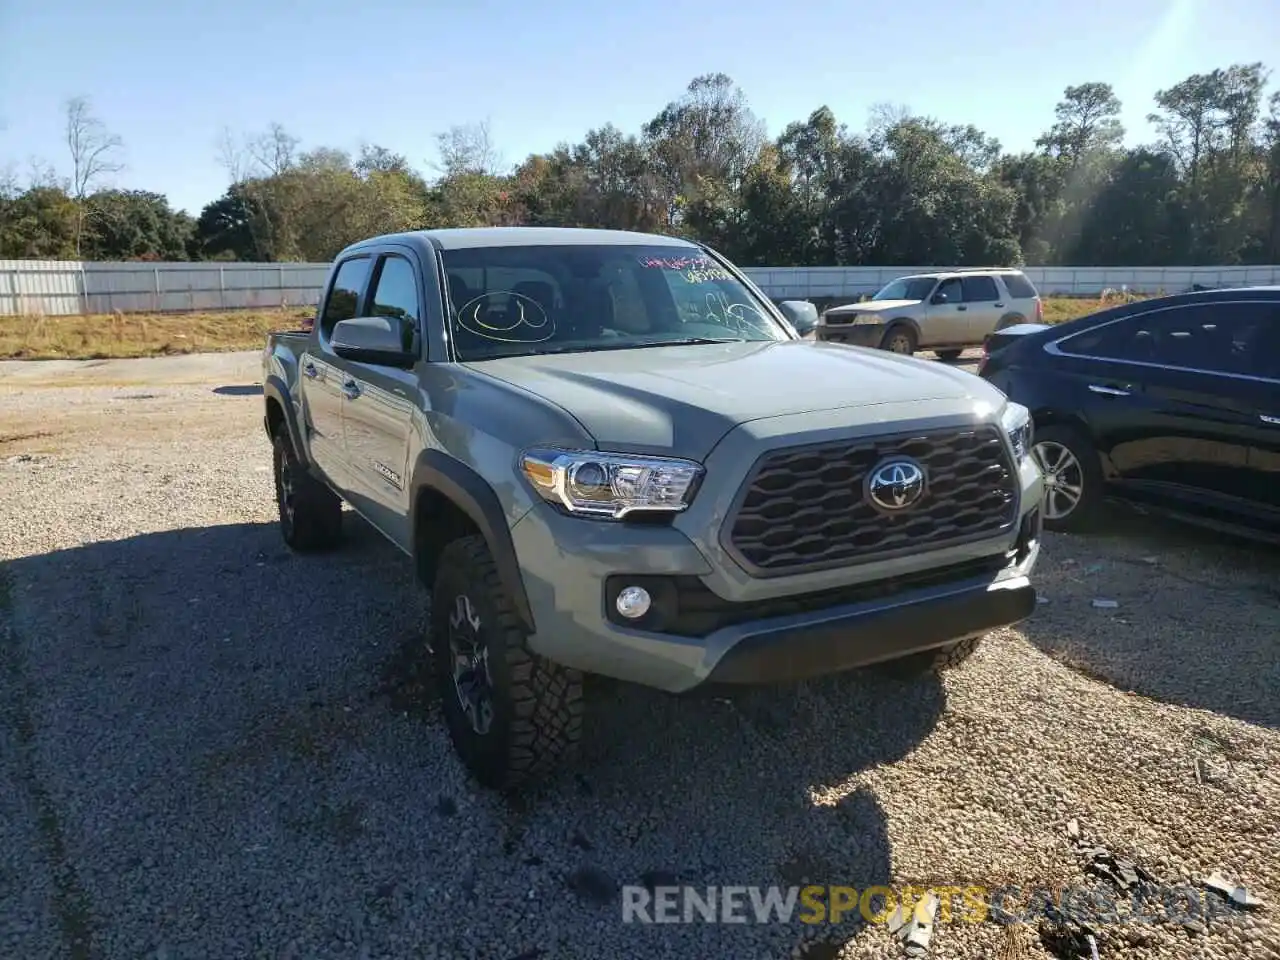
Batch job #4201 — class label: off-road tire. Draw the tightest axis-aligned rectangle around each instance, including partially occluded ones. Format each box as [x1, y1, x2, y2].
[935, 349, 964, 362]
[432, 534, 583, 791]
[873, 635, 984, 679]
[1033, 423, 1105, 533]
[272, 428, 343, 551]
[880, 324, 918, 355]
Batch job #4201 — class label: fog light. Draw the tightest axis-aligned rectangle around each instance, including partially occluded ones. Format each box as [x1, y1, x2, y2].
[615, 586, 652, 619]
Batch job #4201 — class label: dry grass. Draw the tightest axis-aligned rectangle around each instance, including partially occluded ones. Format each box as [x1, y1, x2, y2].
[1040, 292, 1149, 324]
[0, 307, 314, 361]
[0, 296, 1139, 361]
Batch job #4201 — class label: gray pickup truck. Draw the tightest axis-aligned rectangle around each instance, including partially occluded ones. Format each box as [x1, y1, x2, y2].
[262, 227, 1044, 790]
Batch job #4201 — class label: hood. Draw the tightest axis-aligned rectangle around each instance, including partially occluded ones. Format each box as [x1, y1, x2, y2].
[464, 340, 1004, 460]
[827, 299, 920, 315]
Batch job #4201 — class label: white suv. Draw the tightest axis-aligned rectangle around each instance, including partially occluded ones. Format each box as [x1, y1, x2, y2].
[814, 268, 1044, 359]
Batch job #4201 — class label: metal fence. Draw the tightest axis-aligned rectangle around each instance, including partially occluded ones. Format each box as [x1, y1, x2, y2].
[3, 259, 1279, 317]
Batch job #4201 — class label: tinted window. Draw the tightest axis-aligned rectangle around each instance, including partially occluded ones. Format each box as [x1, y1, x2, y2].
[438, 244, 787, 361]
[935, 278, 963, 303]
[320, 257, 370, 338]
[961, 276, 999, 302]
[1001, 273, 1039, 299]
[871, 277, 937, 301]
[369, 255, 420, 324]
[1060, 301, 1279, 378]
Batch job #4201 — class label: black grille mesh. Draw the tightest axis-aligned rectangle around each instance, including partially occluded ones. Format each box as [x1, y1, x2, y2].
[725, 425, 1019, 574]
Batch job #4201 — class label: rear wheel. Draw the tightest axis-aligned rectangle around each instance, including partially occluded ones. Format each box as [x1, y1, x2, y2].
[880, 325, 917, 355]
[1032, 424, 1104, 532]
[432, 534, 584, 791]
[272, 427, 343, 551]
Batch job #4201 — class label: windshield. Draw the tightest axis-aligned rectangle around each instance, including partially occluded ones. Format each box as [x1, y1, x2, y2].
[871, 277, 937, 301]
[438, 244, 789, 361]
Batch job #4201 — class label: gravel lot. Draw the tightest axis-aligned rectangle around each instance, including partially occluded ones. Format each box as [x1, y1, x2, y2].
[1, 352, 1277, 960]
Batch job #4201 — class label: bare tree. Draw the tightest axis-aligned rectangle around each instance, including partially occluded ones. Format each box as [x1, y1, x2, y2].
[65, 95, 123, 254]
[0, 162, 18, 199]
[432, 120, 504, 178]
[247, 122, 299, 177]
[215, 125, 250, 183]
[27, 156, 64, 190]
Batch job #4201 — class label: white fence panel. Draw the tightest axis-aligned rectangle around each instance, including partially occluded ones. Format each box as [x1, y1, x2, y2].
[2, 259, 1278, 316]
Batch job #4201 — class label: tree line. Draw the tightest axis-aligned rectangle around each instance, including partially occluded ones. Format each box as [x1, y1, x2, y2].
[3, 66, 1279, 267]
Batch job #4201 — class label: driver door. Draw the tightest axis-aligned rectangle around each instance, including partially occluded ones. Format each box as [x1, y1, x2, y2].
[924, 277, 966, 347]
[340, 249, 425, 546]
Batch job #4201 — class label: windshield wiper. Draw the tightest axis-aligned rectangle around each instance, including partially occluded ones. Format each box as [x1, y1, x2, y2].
[628, 337, 747, 348]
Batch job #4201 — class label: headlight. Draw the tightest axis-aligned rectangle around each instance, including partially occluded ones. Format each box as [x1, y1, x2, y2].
[852, 314, 882, 325]
[1000, 402, 1034, 464]
[520, 448, 703, 519]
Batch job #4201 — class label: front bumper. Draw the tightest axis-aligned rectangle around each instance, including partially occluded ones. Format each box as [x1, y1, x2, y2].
[814, 322, 884, 347]
[511, 488, 1043, 694]
[704, 564, 1035, 684]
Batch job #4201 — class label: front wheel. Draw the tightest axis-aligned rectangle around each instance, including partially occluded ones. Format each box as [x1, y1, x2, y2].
[873, 635, 984, 680]
[1032, 424, 1104, 532]
[935, 349, 964, 362]
[432, 535, 584, 791]
[880, 325, 917, 355]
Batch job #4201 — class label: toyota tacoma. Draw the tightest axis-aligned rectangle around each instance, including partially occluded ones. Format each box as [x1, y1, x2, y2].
[262, 227, 1044, 790]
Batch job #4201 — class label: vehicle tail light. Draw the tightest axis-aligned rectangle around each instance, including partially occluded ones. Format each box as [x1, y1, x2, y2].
[1035, 299, 1043, 323]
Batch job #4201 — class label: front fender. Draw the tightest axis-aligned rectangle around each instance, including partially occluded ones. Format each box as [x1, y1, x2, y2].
[409, 449, 536, 633]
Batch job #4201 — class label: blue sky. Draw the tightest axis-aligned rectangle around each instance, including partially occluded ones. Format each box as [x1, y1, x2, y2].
[1, 0, 1276, 216]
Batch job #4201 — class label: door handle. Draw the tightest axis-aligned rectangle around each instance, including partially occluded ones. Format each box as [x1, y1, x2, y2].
[957, 305, 967, 311]
[1261, 414, 1280, 425]
[1088, 384, 1130, 397]
[342, 381, 362, 400]
[993, 302, 1004, 308]
[303, 361, 318, 378]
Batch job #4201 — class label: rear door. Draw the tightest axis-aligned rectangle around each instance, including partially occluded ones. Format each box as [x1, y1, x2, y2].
[1049, 300, 1266, 520]
[959, 274, 1004, 342]
[1235, 303, 1280, 532]
[301, 255, 372, 487]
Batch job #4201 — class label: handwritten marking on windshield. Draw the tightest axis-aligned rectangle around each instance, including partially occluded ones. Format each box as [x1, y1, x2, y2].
[637, 255, 734, 284]
[456, 292, 556, 344]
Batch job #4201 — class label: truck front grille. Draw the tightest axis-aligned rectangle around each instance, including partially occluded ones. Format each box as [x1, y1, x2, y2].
[723, 425, 1019, 576]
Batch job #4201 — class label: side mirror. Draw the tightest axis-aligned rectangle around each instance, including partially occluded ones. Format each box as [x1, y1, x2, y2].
[930, 291, 949, 305]
[330, 315, 417, 368]
[777, 300, 819, 336]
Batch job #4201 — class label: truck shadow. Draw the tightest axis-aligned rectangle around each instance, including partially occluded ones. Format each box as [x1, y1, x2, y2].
[1018, 508, 1280, 730]
[3, 515, 943, 958]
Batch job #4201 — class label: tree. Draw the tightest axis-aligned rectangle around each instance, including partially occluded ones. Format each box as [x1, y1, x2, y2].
[64, 95, 124, 255]
[10, 65, 1280, 268]
[1037, 83, 1124, 168]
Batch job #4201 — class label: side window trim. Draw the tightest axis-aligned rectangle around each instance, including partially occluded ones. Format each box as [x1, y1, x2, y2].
[1044, 299, 1280, 384]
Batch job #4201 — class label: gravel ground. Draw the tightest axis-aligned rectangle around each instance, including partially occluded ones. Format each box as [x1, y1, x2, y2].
[1, 352, 1277, 960]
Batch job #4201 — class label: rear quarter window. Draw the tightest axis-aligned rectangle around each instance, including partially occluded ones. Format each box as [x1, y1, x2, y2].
[1001, 273, 1039, 299]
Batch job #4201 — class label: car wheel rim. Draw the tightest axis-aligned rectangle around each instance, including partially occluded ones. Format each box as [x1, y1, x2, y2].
[1034, 440, 1084, 520]
[275, 445, 295, 527]
[888, 335, 911, 354]
[448, 594, 494, 736]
